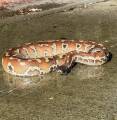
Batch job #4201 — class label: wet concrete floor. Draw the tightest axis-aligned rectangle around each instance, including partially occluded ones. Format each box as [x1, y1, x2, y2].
[0, 0, 117, 120]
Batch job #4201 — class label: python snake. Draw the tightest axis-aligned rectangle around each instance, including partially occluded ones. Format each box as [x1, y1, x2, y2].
[2, 40, 110, 77]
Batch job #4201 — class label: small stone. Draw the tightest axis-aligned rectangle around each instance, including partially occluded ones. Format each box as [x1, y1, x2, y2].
[49, 97, 54, 100]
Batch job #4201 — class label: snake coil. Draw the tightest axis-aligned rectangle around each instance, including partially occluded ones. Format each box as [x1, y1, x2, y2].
[2, 40, 110, 76]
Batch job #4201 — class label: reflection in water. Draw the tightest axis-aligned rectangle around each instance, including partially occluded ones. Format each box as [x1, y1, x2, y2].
[72, 64, 105, 80]
[0, 64, 105, 95]
[0, 72, 64, 96]
[0, 72, 40, 96]
[2, 73, 42, 88]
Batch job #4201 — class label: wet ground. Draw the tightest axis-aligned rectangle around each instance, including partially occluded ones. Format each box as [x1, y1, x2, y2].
[0, 0, 117, 120]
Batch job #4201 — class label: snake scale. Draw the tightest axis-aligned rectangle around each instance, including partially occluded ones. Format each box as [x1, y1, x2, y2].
[2, 40, 110, 77]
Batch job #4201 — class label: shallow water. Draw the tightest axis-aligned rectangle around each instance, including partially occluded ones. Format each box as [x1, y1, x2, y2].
[0, 2, 117, 120]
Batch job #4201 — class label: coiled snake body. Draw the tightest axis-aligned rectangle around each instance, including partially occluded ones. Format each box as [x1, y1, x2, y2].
[2, 40, 110, 76]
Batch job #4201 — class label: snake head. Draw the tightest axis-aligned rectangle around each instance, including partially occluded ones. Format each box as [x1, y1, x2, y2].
[89, 46, 112, 64]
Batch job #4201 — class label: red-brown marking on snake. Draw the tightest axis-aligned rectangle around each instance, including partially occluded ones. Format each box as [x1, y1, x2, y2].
[2, 40, 110, 77]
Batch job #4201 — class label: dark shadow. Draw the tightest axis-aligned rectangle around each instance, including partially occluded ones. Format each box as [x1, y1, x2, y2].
[58, 62, 77, 75]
